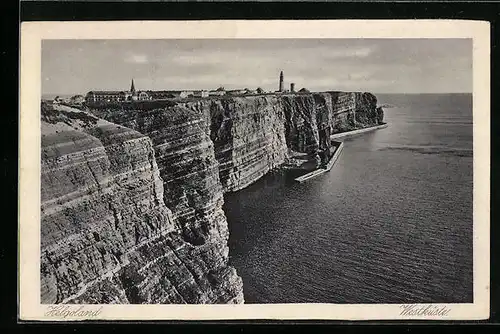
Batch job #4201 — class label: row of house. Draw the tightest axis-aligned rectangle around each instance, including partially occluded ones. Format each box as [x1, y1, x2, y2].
[84, 84, 268, 104]
[147, 88, 225, 100]
[63, 72, 312, 105]
[85, 90, 152, 103]
[85, 80, 151, 103]
[148, 88, 261, 99]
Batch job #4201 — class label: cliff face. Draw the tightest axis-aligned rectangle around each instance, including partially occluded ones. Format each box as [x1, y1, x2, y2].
[281, 91, 382, 156]
[42, 91, 383, 304]
[41, 103, 244, 304]
[90, 92, 382, 192]
[86, 104, 231, 246]
[282, 93, 331, 154]
[182, 97, 289, 192]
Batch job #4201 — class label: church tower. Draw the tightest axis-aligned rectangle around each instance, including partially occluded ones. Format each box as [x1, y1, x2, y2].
[279, 71, 284, 92]
[130, 79, 136, 93]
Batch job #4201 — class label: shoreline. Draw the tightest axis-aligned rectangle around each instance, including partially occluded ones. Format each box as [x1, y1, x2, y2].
[292, 123, 388, 183]
[330, 123, 388, 140]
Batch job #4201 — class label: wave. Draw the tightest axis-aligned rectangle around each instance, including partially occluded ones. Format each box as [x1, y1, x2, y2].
[377, 145, 473, 157]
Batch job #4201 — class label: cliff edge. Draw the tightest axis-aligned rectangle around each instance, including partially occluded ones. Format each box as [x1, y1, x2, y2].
[90, 91, 384, 192]
[41, 91, 384, 304]
[40, 102, 244, 304]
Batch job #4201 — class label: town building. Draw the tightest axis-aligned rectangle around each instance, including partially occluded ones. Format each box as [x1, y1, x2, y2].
[85, 79, 151, 103]
[209, 87, 226, 96]
[227, 89, 247, 96]
[147, 90, 178, 99]
[136, 91, 151, 101]
[180, 91, 193, 98]
[193, 90, 209, 98]
[85, 91, 124, 103]
[209, 91, 225, 96]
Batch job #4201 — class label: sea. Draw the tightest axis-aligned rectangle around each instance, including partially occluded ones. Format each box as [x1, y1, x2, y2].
[42, 94, 74, 101]
[224, 93, 474, 304]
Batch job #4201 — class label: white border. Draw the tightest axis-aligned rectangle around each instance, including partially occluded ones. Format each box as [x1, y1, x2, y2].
[19, 20, 490, 321]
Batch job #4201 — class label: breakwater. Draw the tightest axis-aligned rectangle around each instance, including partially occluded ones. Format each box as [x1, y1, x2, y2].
[294, 141, 345, 183]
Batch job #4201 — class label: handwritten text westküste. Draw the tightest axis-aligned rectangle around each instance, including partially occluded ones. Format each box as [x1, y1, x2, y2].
[400, 304, 451, 317]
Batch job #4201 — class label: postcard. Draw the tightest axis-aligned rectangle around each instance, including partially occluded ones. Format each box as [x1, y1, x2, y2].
[19, 19, 490, 321]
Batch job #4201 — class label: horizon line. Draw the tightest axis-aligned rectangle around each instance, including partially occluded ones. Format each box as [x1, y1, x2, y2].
[42, 91, 474, 96]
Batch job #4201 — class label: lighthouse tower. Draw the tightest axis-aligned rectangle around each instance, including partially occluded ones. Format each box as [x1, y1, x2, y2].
[279, 71, 284, 92]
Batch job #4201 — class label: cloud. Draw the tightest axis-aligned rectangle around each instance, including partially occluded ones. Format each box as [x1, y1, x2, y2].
[124, 54, 149, 64]
[323, 46, 376, 60]
[172, 53, 225, 65]
[169, 50, 278, 67]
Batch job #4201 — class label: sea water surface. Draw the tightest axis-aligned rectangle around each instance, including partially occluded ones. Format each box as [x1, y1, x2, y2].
[225, 93, 473, 304]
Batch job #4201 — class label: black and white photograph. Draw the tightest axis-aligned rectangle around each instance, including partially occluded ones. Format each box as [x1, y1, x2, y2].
[19, 20, 490, 320]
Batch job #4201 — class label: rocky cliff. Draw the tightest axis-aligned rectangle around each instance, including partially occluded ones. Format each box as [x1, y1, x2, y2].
[41, 102, 244, 304]
[282, 91, 382, 152]
[89, 92, 383, 192]
[41, 91, 383, 304]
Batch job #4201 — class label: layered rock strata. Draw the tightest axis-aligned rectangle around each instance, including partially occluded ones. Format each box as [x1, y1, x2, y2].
[41, 91, 383, 304]
[40, 103, 244, 304]
[186, 97, 289, 192]
[90, 92, 383, 193]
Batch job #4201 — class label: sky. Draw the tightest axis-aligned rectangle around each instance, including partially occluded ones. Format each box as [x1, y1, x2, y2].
[41, 39, 472, 95]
